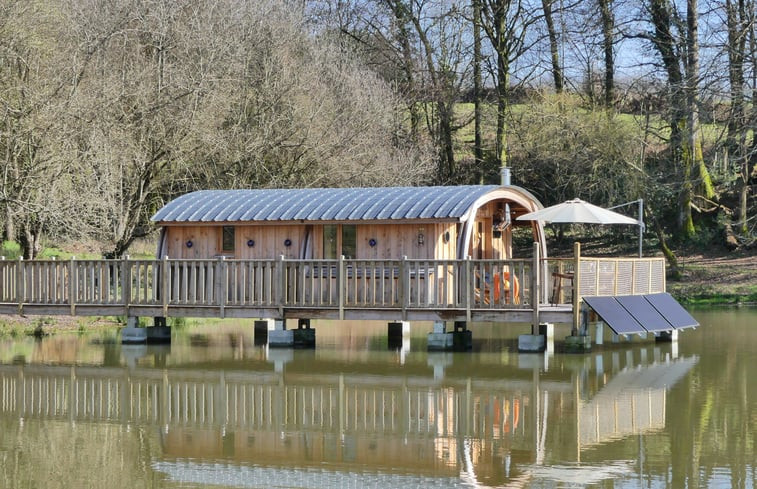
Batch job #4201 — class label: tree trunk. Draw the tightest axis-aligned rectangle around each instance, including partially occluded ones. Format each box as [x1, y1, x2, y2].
[495, 54, 509, 170]
[597, 0, 614, 108]
[647, 0, 694, 237]
[20, 221, 42, 260]
[542, 0, 563, 93]
[473, 0, 484, 182]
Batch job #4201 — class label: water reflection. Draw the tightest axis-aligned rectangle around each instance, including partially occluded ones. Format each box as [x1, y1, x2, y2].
[0, 321, 713, 488]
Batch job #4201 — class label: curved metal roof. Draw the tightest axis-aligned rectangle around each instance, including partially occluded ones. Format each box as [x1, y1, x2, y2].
[151, 186, 502, 223]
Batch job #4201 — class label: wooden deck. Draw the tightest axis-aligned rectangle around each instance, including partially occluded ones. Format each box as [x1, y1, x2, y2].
[0, 252, 665, 325]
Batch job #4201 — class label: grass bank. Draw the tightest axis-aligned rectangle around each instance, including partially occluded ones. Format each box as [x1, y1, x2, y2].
[667, 253, 757, 306]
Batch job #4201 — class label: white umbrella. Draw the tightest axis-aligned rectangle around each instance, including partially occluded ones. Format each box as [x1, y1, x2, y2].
[517, 198, 639, 225]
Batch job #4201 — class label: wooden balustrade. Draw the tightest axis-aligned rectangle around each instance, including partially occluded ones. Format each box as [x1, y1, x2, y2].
[0, 254, 666, 321]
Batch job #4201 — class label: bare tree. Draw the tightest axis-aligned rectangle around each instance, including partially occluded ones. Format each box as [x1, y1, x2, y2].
[479, 0, 540, 172]
[641, 0, 712, 238]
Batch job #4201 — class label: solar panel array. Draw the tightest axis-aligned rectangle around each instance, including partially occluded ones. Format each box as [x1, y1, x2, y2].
[584, 293, 698, 335]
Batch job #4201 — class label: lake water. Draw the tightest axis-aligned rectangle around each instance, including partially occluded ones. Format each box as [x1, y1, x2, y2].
[0, 308, 754, 489]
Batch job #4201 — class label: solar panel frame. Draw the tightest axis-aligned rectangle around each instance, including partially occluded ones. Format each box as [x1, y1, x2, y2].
[583, 296, 648, 335]
[615, 295, 673, 333]
[644, 293, 699, 329]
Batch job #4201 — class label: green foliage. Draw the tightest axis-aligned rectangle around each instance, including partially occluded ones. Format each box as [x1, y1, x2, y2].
[168, 317, 189, 329]
[506, 93, 643, 206]
[1, 241, 21, 259]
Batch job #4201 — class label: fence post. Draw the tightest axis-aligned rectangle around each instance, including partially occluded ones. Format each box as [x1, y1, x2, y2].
[465, 256, 471, 323]
[338, 255, 344, 320]
[531, 242, 541, 332]
[162, 255, 170, 318]
[16, 257, 24, 314]
[69, 257, 76, 315]
[399, 256, 408, 321]
[572, 242, 582, 335]
[121, 255, 131, 316]
[277, 255, 285, 318]
[217, 256, 227, 319]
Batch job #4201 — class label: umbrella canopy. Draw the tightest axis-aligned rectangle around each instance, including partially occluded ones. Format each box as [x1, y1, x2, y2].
[516, 198, 639, 225]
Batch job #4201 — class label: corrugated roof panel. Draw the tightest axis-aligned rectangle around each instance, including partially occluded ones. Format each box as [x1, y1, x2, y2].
[151, 186, 502, 223]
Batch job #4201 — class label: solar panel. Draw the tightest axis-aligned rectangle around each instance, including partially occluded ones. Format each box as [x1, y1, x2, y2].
[616, 295, 673, 333]
[583, 296, 647, 335]
[644, 293, 699, 329]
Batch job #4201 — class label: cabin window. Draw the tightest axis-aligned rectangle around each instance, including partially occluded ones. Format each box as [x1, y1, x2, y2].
[222, 226, 235, 253]
[323, 225, 337, 259]
[342, 225, 356, 259]
[322, 224, 356, 258]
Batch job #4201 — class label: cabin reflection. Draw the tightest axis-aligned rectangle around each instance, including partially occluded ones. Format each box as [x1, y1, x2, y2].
[0, 347, 696, 486]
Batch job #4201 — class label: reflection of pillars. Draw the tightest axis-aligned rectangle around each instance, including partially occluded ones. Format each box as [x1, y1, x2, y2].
[612, 352, 620, 373]
[427, 352, 453, 380]
[465, 378, 472, 438]
[218, 370, 227, 427]
[574, 372, 581, 463]
[266, 345, 293, 373]
[161, 370, 168, 427]
[17, 367, 24, 417]
[69, 366, 75, 424]
[400, 380, 409, 436]
[338, 374, 345, 436]
[595, 354, 604, 377]
[275, 375, 285, 432]
[533, 367, 543, 465]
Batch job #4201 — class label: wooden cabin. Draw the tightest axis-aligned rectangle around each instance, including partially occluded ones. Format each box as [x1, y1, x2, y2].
[151, 185, 547, 262]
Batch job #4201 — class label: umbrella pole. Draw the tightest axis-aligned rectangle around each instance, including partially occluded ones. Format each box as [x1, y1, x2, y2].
[638, 199, 644, 258]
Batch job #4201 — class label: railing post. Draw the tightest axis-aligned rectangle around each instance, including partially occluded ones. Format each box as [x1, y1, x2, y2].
[399, 256, 408, 321]
[277, 255, 285, 318]
[162, 255, 170, 317]
[121, 255, 131, 316]
[217, 256, 227, 319]
[69, 257, 76, 315]
[464, 256, 471, 322]
[16, 257, 24, 314]
[531, 242, 541, 331]
[572, 242, 582, 335]
[338, 255, 345, 320]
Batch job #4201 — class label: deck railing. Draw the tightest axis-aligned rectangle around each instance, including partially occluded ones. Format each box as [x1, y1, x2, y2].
[0, 252, 665, 319]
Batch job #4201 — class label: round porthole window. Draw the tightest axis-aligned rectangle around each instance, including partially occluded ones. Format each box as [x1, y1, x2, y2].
[247, 239, 255, 247]
[443, 231, 450, 243]
[186, 240, 193, 248]
[369, 238, 377, 247]
[284, 239, 292, 247]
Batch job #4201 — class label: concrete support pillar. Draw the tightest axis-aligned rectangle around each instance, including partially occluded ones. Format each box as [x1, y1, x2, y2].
[539, 323, 554, 354]
[146, 325, 171, 343]
[254, 319, 274, 344]
[388, 321, 410, 348]
[563, 334, 591, 352]
[268, 319, 293, 348]
[427, 321, 452, 351]
[519, 323, 552, 353]
[594, 321, 604, 345]
[122, 317, 146, 343]
[268, 319, 315, 348]
[518, 333, 545, 352]
[427, 321, 472, 351]
[655, 329, 679, 342]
